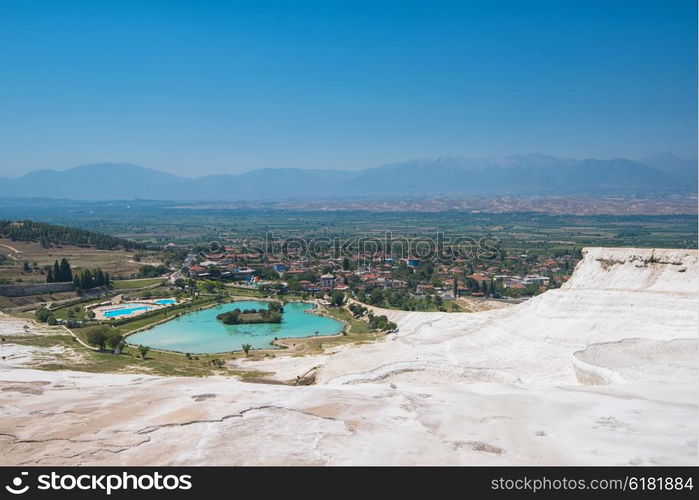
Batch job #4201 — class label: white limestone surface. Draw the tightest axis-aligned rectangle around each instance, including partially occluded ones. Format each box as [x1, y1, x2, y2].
[0, 247, 697, 465]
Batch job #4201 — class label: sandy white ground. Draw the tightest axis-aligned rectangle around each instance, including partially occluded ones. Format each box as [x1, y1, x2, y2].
[0, 247, 697, 465]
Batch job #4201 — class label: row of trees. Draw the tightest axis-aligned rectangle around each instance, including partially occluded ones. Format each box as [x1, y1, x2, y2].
[46, 258, 73, 283]
[45, 258, 112, 291]
[216, 301, 285, 325]
[73, 268, 111, 290]
[367, 313, 397, 332]
[348, 303, 368, 318]
[139, 264, 169, 278]
[35, 306, 57, 325]
[35, 305, 84, 327]
[356, 288, 453, 311]
[464, 278, 500, 297]
[85, 326, 150, 359]
[86, 326, 125, 353]
[216, 307, 283, 325]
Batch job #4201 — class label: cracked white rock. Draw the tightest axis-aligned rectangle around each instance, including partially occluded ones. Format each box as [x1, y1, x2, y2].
[0, 247, 697, 465]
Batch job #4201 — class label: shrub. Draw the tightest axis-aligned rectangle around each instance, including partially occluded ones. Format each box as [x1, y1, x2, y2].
[35, 307, 51, 323]
[86, 326, 110, 350]
[330, 291, 345, 307]
[138, 345, 150, 359]
[106, 331, 124, 353]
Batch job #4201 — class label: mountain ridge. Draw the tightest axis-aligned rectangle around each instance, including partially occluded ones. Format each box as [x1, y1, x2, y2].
[1, 155, 695, 201]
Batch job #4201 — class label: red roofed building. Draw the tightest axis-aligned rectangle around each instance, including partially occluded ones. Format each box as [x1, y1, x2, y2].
[188, 265, 206, 277]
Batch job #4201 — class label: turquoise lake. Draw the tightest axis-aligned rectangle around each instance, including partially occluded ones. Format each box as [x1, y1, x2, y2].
[126, 301, 344, 353]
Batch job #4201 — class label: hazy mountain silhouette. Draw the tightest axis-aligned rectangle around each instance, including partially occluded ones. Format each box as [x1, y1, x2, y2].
[0, 155, 694, 201]
[640, 153, 697, 186]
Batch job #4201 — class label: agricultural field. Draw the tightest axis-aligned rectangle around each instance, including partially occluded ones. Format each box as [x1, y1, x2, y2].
[0, 199, 695, 251]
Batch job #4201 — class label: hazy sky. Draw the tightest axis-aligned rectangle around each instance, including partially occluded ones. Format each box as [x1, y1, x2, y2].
[0, 0, 696, 177]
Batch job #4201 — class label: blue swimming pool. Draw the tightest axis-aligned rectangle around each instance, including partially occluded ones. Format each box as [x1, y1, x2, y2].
[155, 299, 176, 305]
[103, 304, 153, 318]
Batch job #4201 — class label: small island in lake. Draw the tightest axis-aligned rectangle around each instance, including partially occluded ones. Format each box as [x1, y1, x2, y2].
[216, 301, 285, 325]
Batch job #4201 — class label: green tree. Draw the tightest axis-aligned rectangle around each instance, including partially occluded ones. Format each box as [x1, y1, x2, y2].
[138, 345, 150, 359]
[206, 265, 221, 279]
[95, 268, 105, 287]
[268, 301, 284, 313]
[330, 290, 345, 307]
[369, 289, 384, 306]
[59, 258, 72, 282]
[46, 268, 54, 283]
[86, 327, 110, 350]
[80, 269, 94, 289]
[35, 307, 51, 323]
[106, 331, 125, 354]
[242, 343, 252, 356]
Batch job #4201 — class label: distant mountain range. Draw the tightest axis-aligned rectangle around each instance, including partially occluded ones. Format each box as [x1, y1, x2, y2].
[0, 154, 695, 201]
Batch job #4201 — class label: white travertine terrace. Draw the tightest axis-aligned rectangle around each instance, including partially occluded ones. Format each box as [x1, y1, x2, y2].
[0, 247, 697, 465]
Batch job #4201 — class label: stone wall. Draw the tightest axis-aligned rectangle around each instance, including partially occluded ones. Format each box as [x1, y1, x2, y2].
[0, 282, 75, 297]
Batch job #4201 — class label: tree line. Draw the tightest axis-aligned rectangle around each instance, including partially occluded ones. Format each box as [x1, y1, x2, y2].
[45, 258, 110, 289]
[0, 219, 146, 250]
[73, 268, 111, 290]
[46, 258, 73, 282]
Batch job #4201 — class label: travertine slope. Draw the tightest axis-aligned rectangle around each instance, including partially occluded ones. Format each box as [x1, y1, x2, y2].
[0, 247, 696, 465]
[316, 247, 698, 385]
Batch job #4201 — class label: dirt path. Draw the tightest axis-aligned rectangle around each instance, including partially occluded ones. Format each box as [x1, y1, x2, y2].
[0, 243, 22, 260]
[0, 243, 22, 254]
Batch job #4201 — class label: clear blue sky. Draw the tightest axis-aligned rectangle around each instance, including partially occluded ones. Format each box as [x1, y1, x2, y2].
[0, 0, 696, 177]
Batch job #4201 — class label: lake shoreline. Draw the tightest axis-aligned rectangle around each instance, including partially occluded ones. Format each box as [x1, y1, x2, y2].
[125, 298, 343, 354]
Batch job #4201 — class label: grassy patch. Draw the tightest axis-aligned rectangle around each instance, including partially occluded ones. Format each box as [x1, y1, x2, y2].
[51, 303, 90, 321]
[262, 306, 382, 356]
[112, 278, 163, 290]
[7, 328, 271, 378]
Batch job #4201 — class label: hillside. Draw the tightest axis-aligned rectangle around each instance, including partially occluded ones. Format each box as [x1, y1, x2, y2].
[0, 220, 146, 250]
[312, 247, 698, 385]
[0, 154, 695, 201]
[0, 237, 148, 288]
